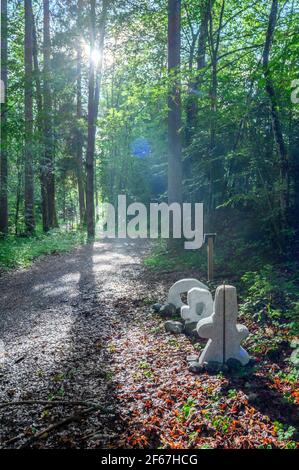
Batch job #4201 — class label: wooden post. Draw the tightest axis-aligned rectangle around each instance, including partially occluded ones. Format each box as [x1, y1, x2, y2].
[204, 233, 216, 281]
[208, 237, 214, 280]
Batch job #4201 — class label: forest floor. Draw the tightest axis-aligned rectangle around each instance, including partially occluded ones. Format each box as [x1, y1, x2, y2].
[0, 239, 298, 449]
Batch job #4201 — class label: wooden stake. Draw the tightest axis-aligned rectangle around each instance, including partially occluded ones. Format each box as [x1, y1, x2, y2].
[223, 283, 226, 365]
[207, 237, 214, 281]
[204, 233, 216, 281]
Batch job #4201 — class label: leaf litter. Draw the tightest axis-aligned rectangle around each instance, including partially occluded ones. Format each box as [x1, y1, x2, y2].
[0, 240, 298, 448]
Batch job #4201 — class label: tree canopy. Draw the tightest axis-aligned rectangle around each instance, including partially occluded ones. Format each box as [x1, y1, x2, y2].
[0, 0, 298, 250]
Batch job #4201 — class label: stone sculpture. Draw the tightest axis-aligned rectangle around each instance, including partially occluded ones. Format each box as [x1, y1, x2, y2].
[168, 278, 209, 309]
[181, 287, 213, 324]
[197, 285, 250, 366]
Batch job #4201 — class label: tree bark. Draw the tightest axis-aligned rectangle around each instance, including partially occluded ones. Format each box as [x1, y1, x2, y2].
[43, 0, 57, 228]
[185, 0, 210, 146]
[0, 0, 8, 234]
[32, 8, 49, 232]
[76, 0, 86, 227]
[86, 0, 108, 238]
[93, 0, 108, 122]
[262, 0, 289, 216]
[15, 153, 22, 235]
[86, 0, 97, 238]
[24, 0, 35, 234]
[207, 0, 225, 214]
[168, 0, 182, 206]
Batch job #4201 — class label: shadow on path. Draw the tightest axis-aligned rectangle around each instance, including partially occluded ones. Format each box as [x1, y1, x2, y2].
[0, 239, 148, 448]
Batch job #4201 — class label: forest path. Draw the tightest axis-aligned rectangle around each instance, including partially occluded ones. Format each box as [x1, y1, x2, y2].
[1, 240, 298, 449]
[0, 239, 166, 448]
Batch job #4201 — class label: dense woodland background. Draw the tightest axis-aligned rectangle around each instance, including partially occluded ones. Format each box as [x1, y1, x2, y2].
[0, 0, 298, 297]
[0, 0, 299, 450]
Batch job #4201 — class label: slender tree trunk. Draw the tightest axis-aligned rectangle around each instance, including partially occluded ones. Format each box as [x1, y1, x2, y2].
[24, 0, 35, 234]
[93, 0, 108, 122]
[62, 172, 66, 223]
[95, 166, 99, 221]
[262, 0, 289, 217]
[86, 0, 107, 238]
[15, 154, 22, 235]
[76, 0, 86, 227]
[207, 0, 225, 214]
[93, 0, 107, 225]
[0, 0, 8, 234]
[86, 0, 97, 238]
[32, 8, 49, 232]
[43, 0, 57, 228]
[185, 0, 210, 146]
[197, 1, 211, 72]
[168, 0, 182, 207]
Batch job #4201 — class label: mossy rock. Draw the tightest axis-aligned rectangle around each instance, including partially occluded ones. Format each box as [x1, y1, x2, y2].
[159, 303, 177, 316]
[152, 303, 162, 313]
[184, 322, 198, 338]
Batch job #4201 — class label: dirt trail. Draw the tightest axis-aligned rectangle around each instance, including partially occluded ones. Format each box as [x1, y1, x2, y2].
[0, 239, 161, 448]
[1, 240, 298, 449]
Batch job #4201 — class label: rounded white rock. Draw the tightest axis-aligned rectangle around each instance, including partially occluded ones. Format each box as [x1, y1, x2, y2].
[167, 278, 209, 309]
[181, 287, 213, 324]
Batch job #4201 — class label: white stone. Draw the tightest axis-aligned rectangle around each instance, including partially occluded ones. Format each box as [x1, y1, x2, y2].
[181, 287, 213, 324]
[168, 278, 209, 309]
[197, 285, 250, 366]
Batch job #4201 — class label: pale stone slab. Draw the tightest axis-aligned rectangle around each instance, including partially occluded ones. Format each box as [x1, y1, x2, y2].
[181, 287, 213, 324]
[197, 285, 250, 366]
[168, 278, 209, 309]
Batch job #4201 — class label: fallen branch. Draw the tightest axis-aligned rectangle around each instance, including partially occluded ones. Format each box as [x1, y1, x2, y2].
[0, 400, 99, 409]
[3, 433, 26, 446]
[82, 429, 117, 441]
[19, 406, 97, 448]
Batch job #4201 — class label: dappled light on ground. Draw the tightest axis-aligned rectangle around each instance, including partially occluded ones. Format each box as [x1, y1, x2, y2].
[1, 240, 297, 449]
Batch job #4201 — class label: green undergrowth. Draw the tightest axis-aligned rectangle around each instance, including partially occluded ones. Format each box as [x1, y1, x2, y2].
[0, 229, 88, 271]
[144, 239, 207, 273]
[144, 239, 299, 338]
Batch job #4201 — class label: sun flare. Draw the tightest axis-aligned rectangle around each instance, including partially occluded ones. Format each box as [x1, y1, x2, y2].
[82, 41, 101, 67]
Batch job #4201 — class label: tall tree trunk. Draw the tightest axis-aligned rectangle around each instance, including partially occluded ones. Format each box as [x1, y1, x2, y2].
[86, 0, 108, 238]
[0, 0, 8, 234]
[185, 0, 210, 146]
[262, 0, 289, 217]
[24, 0, 35, 234]
[95, 166, 99, 221]
[15, 153, 22, 235]
[168, 0, 182, 207]
[76, 0, 86, 227]
[207, 0, 225, 214]
[32, 8, 49, 232]
[43, 0, 57, 228]
[93, 0, 108, 123]
[86, 0, 97, 238]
